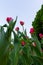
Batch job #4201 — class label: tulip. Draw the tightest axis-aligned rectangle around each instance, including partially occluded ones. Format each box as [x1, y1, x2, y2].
[15, 27, 19, 31]
[30, 28, 34, 34]
[21, 41, 25, 46]
[6, 17, 13, 23]
[20, 21, 24, 26]
[39, 33, 43, 38]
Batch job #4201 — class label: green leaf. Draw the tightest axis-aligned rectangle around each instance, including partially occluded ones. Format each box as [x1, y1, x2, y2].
[6, 16, 18, 39]
[31, 34, 42, 56]
[31, 55, 43, 65]
[0, 27, 9, 65]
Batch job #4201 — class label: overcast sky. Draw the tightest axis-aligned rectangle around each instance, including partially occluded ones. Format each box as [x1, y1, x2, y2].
[0, 0, 43, 37]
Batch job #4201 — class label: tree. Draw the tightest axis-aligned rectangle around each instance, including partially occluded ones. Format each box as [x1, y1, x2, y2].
[32, 5, 43, 50]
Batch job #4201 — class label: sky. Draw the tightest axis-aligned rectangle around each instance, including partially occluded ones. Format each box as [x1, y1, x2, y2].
[0, 0, 43, 37]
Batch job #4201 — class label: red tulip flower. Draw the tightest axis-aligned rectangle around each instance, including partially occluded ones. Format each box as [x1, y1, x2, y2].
[21, 41, 25, 46]
[20, 21, 24, 26]
[32, 42, 36, 47]
[6, 17, 13, 23]
[39, 33, 43, 38]
[15, 27, 19, 31]
[30, 28, 34, 34]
